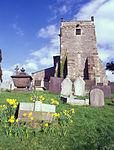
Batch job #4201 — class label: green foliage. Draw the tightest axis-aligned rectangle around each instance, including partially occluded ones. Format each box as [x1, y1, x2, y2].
[60, 53, 67, 78]
[106, 61, 114, 74]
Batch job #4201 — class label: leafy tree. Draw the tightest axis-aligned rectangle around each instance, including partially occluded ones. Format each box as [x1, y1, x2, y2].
[106, 61, 114, 74]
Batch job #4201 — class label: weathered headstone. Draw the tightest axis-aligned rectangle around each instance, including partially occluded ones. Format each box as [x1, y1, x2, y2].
[49, 77, 63, 94]
[18, 101, 56, 122]
[74, 76, 85, 96]
[90, 88, 104, 107]
[61, 77, 72, 96]
[92, 85, 111, 98]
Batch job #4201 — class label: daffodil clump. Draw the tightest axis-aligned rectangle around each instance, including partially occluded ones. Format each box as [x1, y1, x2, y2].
[0, 98, 31, 138]
[43, 108, 75, 135]
[23, 112, 34, 121]
[51, 99, 59, 105]
[30, 95, 45, 103]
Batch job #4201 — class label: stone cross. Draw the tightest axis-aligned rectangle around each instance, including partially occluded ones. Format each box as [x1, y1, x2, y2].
[15, 65, 19, 75]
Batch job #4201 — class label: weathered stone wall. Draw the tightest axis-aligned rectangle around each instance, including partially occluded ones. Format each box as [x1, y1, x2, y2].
[32, 70, 45, 87]
[60, 17, 108, 84]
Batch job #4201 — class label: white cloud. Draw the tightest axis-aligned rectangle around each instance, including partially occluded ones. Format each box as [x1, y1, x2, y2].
[23, 62, 38, 70]
[12, 23, 24, 36]
[31, 46, 59, 66]
[98, 47, 114, 62]
[59, 5, 68, 14]
[36, 25, 59, 38]
[74, 0, 108, 20]
[106, 70, 114, 82]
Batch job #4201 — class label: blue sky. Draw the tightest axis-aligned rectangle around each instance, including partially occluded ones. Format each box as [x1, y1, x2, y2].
[0, 0, 114, 88]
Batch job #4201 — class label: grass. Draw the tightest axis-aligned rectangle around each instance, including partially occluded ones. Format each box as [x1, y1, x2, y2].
[0, 90, 114, 150]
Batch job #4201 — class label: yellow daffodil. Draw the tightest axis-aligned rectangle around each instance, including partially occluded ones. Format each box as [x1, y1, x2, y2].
[45, 123, 48, 127]
[11, 116, 14, 119]
[51, 99, 54, 101]
[70, 120, 73, 123]
[16, 119, 18, 122]
[13, 105, 17, 108]
[47, 112, 50, 115]
[28, 112, 32, 117]
[30, 97, 32, 100]
[31, 117, 33, 120]
[39, 96, 43, 99]
[23, 113, 27, 117]
[42, 97, 45, 100]
[33, 100, 35, 102]
[8, 119, 14, 123]
[56, 102, 59, 105]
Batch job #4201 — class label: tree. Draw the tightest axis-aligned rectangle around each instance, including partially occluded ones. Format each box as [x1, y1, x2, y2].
[106, 61, 114, 74]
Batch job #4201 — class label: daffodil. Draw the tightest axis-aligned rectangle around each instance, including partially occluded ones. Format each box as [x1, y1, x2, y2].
[30, 97, 32, 100]
[39, 95, 43, 99]
[42, 97, 45, 100]
[28, 112, 32, 117]
[11, 116, 14, 119]
[47, 112, 50, 115]
[13, 105, 17, 108]
[16, 119, 18, 122]
[23, 113, 27, 117]
[33, 100, 35, 102]
[31, 117, 33, 120]
[70, 120, 73, 123]
[45, 123, 48, 127]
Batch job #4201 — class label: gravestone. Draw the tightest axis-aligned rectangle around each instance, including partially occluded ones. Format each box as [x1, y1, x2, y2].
[108, 82, 114, 93]
[61, 94, 89, 105]
[74, 76, 86, 96]
[90, 88, 104, 107]
[49, 77, 63, 94]
[18, 101, 56, 123]
[61, 77, 72, 96]
[92, 85, 111, 98]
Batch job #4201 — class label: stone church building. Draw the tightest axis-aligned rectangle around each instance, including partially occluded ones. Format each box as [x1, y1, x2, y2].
[32, 17, 108, 90]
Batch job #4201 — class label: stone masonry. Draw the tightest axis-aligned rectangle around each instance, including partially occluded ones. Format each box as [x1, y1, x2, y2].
[60, 17, 108, 85]
[32, 17, 108, 91]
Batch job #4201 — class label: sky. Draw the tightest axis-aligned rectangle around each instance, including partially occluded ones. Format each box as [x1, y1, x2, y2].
[0, 0, 114, 88]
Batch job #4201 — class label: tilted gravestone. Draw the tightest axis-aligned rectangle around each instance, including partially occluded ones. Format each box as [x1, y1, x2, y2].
[61, 77, 72, 96]
[90, 88, 104, 107]
[49, 77, 63, 94]
[92, 85, 111, 98]
[74, 76, 86, 96]
[18, 101, 56, 123]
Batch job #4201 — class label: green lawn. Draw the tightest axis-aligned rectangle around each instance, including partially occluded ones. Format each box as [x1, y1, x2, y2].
[0, 91, 114, 150]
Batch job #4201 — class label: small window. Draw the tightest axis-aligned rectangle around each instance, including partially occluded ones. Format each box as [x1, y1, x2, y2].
[76, 29, 81, 35]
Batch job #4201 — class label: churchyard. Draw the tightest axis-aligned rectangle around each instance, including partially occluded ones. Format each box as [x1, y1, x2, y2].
[0, 90, 114, 150]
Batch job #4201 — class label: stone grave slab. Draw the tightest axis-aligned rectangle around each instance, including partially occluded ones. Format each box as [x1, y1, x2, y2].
[92, 85, 111, 98]
[49, 77, 63, 94]
[90, 88, 104, 107]
[18, 101, 56, 123]
[61, 77, 72, 96]
[74, 76, 86, 96]
[61, 95, 89, 106]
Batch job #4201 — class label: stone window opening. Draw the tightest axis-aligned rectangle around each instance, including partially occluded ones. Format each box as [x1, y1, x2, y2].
[76, 29, 81, 35]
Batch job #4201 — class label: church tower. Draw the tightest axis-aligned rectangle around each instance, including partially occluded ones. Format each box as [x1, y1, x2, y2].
[60, 17, 108, 85]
